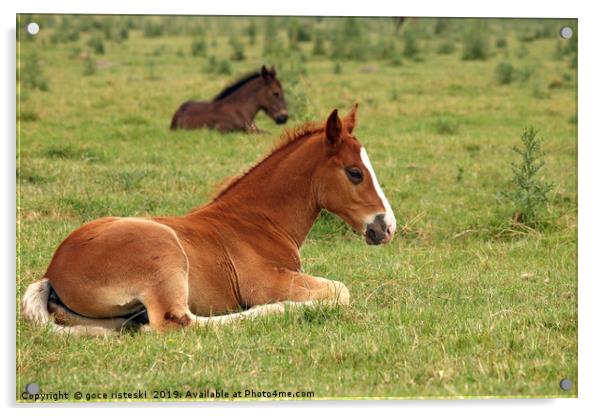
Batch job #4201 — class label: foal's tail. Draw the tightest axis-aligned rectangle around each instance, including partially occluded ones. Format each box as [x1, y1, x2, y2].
[22, 278, 51, 325]
[21, 278, 125, 336]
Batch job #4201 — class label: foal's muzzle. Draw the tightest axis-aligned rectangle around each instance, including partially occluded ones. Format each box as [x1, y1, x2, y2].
[275, 112, 288, 124]
[365, 214, 394, 245]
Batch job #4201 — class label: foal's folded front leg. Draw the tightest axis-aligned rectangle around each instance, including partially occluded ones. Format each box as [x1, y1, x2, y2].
[244, 121, 267, 135]
[243, 269, 350, 307]
[301, 276, 350, 306]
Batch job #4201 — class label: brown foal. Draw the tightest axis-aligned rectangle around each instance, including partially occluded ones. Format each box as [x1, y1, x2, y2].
[22, 105, 396, 335]
[170, 65, 288, 132]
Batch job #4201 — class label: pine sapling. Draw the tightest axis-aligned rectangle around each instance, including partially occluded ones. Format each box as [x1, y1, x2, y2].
[502, 127, 553, 226]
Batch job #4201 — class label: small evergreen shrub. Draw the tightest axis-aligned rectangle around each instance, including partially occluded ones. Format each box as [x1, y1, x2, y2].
[229, 38, 246, 61]
[191, 38, 207, 57]
[87, 36, 105, 55]
[21, 53, 49, 91]
[437, 41, 456, 54]
[312, 35, 326, 56]
[462, 21, 489, 61]
[144, 21, 164, 38]
[495, 61, 514, 85]
[216, 59, 232, 75]
[402, 31, 420, 59]
[501, 127, 553, 226]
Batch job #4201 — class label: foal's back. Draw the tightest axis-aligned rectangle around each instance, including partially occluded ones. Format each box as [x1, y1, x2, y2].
[170, 100, 215, 130]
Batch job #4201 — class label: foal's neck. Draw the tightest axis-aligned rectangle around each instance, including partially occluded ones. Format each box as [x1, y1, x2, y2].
[219, 80, 263, 121]
[204, 135, 322, 249]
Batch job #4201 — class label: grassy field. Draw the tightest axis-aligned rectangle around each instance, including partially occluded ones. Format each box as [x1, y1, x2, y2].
[16, 16, 577, 400]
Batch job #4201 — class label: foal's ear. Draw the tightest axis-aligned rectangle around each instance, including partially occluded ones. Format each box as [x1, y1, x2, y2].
[343, 103, 359, 134]
[270, 66, 277, 77]
[261, 65, 272, 82]
[325, 109, 342, 148]
[261, 65, 276, 82]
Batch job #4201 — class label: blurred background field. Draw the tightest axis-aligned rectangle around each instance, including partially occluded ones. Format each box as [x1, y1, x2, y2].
[17, 15, 577, 399]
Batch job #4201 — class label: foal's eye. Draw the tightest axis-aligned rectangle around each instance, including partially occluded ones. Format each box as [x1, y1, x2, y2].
[272, 91, 280, 97]
[345, 167, 363, 184]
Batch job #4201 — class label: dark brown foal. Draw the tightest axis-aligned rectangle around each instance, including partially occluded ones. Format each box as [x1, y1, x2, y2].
[170, 65, 288, 133]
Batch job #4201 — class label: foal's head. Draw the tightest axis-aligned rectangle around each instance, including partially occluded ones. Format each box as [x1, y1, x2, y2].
[257, 66, 288, 124]
[314, 105, 396, 245]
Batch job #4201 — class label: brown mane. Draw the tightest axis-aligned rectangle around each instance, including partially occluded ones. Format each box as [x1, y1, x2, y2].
[209, 121, 324, 202]
[212, 71, 261, 102]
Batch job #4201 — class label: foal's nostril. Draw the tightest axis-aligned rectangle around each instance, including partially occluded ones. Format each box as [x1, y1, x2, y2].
[367, 228, 377, 242]
[366, 224, 384, 245]
[275, 114, 288, 124]
[365, 214, 388, 245]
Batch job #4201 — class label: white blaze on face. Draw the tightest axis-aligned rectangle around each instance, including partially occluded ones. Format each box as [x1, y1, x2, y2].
[360, 147, 397, 238]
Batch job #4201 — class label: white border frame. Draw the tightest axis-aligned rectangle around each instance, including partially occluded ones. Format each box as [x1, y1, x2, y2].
[3, 1, 600, 415]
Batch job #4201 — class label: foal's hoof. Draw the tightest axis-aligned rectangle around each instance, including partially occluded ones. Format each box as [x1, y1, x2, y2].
[329, 281, 350, 306]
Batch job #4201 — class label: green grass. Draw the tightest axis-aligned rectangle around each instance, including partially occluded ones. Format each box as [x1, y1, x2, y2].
[17, 16, 577, 401]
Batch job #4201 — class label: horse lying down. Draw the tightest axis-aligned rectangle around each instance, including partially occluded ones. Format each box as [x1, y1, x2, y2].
[22, 104, 396, 336]
[170, 65, 288, 132]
